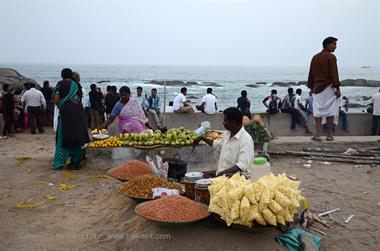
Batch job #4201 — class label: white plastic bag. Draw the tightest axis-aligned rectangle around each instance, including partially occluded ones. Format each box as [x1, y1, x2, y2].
[53, 106, 59, 132]
[156, 155, 169, 179]
[152, 188, 179, 198]
[146, 156, 160, 176]
[194, 121, 211, 136]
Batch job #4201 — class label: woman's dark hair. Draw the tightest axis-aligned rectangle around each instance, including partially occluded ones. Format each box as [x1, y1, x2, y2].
[14, 88, 22, 95]
[61, 68, 73, 79]
[241, 90, 247, 97]
[323, 37, 338, 48]
[223, 107, 243, 125]
[207, 88, 212, 94]
[3, 84, 10, 91]
[181, 87, 187, 94]
[119, 86, 131, 94]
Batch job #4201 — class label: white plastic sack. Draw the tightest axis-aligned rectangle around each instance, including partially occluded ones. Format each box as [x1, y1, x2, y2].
[53, 106, 59, 132]
[146, 156, 160, 176]
[156, 155, 169, 179]
[152, 188, 179, 198]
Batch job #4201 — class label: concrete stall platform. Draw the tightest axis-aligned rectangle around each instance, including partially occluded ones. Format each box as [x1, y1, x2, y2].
[86, 144, 219, 171]
[107, 112, 372, 137]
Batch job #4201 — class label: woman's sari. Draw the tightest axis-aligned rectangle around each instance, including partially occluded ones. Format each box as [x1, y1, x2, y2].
[53, 80, 89, 170]
[118, 98, 148, 133]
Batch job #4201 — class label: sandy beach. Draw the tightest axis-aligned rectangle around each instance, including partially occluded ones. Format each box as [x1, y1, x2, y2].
[0, 129, 379, 251]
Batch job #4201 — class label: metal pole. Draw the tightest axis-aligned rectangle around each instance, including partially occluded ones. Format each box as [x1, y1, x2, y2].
[163, 80, 167, 127]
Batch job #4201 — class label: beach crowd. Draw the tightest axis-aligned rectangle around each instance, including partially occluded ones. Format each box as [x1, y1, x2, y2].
[1, 37, 380, 169]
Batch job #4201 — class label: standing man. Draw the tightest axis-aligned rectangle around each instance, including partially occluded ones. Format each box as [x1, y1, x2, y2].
[133, 86, 148, 110]
[173, 87, 194, 114]
[371, 89, 380, 135]
[237, 90, 251, 119]
[147, 88, 161, 128]
[1, 84, 14, 138]
[308, 37, 341, 141]
[40, 80, 53, 126]
[262, 89, 281, 114]
[89, 84, 104, 129]
[196, 88, 218, 114]
[21, 83, 46, 134]
[193, 107, 254, 176]
[105, 86, 119, 117]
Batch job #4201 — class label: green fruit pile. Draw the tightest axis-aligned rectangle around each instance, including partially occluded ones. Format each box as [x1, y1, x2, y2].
[120, 127, 198, 147]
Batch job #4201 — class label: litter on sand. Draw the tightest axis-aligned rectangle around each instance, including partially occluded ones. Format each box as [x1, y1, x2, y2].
[15, 197, 45, 209]
[58, 184, 75, 191]
[90, 175, 113, 181]
[1, 193, 13, 200]
[15, 157, 36, 164]
[45, 194, 56, 200]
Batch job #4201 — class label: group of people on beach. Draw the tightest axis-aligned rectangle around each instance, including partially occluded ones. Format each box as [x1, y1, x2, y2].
[3, 36, 380, 170]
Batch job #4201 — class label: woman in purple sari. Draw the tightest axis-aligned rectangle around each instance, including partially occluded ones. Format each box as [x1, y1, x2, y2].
[101, 86, 148, 133]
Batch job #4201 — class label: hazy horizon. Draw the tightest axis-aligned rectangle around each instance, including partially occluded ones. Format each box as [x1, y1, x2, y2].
[1, 0, 379, 68]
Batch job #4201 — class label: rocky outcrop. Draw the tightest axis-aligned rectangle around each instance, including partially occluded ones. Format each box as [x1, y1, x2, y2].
[272, 82, 289, 87]
[340, 79, 380, 87]
[200, 81, 223, 87]
[246, 84, 259, 88]
[149, 80, 186, 86]
[0, 68, 40, 90]
[255, 82, 267, 85]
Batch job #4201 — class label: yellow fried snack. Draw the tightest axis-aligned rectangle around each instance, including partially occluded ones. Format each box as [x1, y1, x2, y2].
[253, 182, 265, 202]
[276, 215, 286, 225]
[239, 196, 250, 222]
[258, 187, 271, 212]
[247, 204, 259, 222]
[269, 199, 283, 214]
[256, 212, 267, 226]
[230, 200, 241, 220]
[274, 190, 291, 208]
[243, 184, 257, 205]
[262, 208, 277, 226]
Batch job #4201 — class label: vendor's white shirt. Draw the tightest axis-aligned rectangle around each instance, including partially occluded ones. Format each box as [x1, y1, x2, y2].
[372, 92, 380, 116]
[213, 127, 254, 174]
[173, 93, 186, 110]
[202, 94, 217, 114]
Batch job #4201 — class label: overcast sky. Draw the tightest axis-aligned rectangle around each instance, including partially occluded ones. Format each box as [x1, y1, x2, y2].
[0, 0, 379, 67]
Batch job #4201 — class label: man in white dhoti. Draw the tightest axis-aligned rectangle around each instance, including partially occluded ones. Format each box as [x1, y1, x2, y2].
[307, 37, 341, 141]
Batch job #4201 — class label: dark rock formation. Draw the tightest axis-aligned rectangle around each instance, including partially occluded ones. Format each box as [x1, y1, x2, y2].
[246, 84, 259, 88]
[272, 82, 289, 87]
[0, 68, 40, 90]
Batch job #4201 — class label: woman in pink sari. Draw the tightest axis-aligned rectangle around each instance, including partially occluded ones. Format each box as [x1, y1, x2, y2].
[101, 86, 148, 133]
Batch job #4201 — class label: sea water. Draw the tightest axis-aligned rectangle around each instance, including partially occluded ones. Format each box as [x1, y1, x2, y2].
[3, 64, 380, 113]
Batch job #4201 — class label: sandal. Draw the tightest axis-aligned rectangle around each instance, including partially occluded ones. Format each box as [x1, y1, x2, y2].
[326, 136, 334, 141]
[311, 136, 322, 141]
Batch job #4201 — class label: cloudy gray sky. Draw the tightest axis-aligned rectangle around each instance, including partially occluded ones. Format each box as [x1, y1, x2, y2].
[0, 0, 379, 67]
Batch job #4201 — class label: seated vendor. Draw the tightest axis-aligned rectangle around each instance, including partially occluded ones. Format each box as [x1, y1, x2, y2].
[101, 86, 149, 133]
[193, 107, 254, 176]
